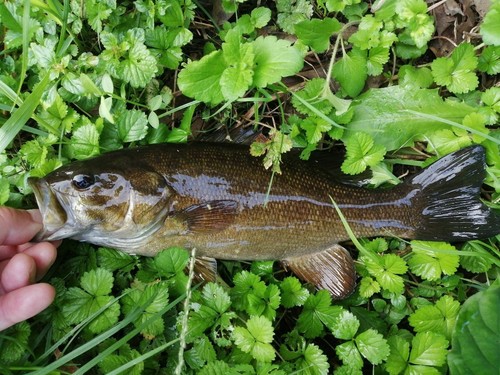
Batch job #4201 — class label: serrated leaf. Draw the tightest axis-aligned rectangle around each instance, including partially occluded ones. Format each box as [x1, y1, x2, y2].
[297, 290, 344, 338]
[250, 7, 272, 29]
[117, 109, 148, 142]
[386, 335, 411, 375]
[408, 241, 460, 281]
[294, 17, 341, 53]
[355, 329, 390, 365]
[154, 247, 189, 276]
[251, 36, 304, 88]
[233, 316, 276, 362]
[409, 295, 459, 339]
[291, 78, 333, 116]
[336, 341, 363, 369]
[301, 116, 332, 144]
[399, 65, 434, 88]
[70, 123, 100, 160]
[478, 45, 500, 74]
[80, 268, 114, 296]
[97, 247, 136, 272]
[367, 46, 390, 76]
[202, 283, 231, 314]
[409, 332, 448, 367]
[280, 276, 310, 308]
[341, 132, 386, 175]
[331, 310, 360, 340]
[359, 276, 380, 298]
[0, 322, 30, 363]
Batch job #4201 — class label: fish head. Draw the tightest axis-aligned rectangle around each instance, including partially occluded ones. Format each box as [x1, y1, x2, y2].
[28, 158, 172, 250]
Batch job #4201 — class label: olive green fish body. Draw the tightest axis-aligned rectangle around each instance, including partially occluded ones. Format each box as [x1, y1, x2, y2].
[28, 143, 500, 298]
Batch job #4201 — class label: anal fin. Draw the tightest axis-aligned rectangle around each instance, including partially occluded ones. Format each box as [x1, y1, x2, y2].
[194, 256, 218, 283]
[282, 245, 356, 299]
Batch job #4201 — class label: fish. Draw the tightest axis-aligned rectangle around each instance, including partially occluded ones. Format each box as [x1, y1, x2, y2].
[28, 143, 500, 298]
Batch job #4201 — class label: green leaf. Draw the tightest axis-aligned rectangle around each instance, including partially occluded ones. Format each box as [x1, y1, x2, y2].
[331, 310, 360, 340]
[231, 271, 267, 311]
[122, 282, 169, 338]
[251, 36, 304, 88]
[408, 241, 460, 281]
[478, 46, 500, 74]
[233, 316, 276, 362]
[367, 46, 390, 76]
[355, 328, 390, 365]
[154, 247, 189, 276]
[348, 15, 384, 50]
[276, 0, 314, 34]
[0, 177, 9, 205]
[431, 43, 478, 94]
[448, 281, 499, 375]
[97, 247, 136, 272]
[409, 295, 460, 339]
[202, 282, 231, 314]
[362, 254, 407, 294]
[409, 332, 448, 367]
[62, 269, 120, 333]
[341, 132, 386, 175]
[249, 129, 292, 173]
[358, 276, 381, 298]
[301, 116, 332, 145]
[297, 290, 344, 338]
[480, 3, 500, 46]
[294, 18, 341, 53]
[399, 65, 434, 88]
[250, 7, 272, 29]
[81, 268, 114, 296]
[178, 50, 227, 105]
[280, 276, 310, 308]
[291, 78, 333, 115]
[332, 49, 367, 97]
[98, 343, 144, 375]
[336, 341, 363, 369]
[386, 334, 411, 375]
[395, 0, 435, 48]
[0, 321, 30, 363]
[344, 85, 478, 151]
[70, 122, 100, 160]
[117, 109, 149, 142]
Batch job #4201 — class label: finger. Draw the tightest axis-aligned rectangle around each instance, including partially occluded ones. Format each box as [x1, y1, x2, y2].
[0, 283, 55, 331]
[0, 253, 36, 294]
[0, 208, 42, 246]
[21, 242, 57, 281]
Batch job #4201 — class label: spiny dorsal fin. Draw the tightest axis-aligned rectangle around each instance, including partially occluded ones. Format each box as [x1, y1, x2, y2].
[177, 200, 238, 233]
[282, 245, 356, 299]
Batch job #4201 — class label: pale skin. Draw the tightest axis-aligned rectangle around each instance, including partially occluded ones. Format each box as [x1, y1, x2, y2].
[0, 207, 58, 331]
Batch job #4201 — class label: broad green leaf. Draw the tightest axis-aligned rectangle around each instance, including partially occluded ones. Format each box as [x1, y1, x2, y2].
[478, 46, 500, 75]
[358, 276, 380, 298]
[344, 85, 478, 151]
[399, 65, 434, 88]
[294, 18, 341, 53]
[332, 49, 367, 97]
[117, 109, 148, 142]
[386, 335, 411, 375]
[177, 50, 226, 105]
[291, 78, 333, 116]
[355, 329, 390, 365]
[250, 7, 272, 29]
[154, 247, 189, 276]
[97, 247, 136, 272]
[98, 343, 143, 375]
[480, 3, 500, 46]
[80, 268, 114, 296]
[336, 341, 363, 369]
[408, 241, 460, 281]
[409, 295, 460, 339]
[70, 123, 100, 160]
[297, 290, 344, 338]
[220, 65, 253, 101]
[331, 310, 360, 340]
[251, 36, 304, 88]
[448, 281, 499, 375]
[410, 332, 448, 367]
[367, 46, 390, 76]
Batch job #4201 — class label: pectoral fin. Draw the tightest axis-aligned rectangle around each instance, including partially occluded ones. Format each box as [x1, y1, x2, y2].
[177, 200, 238, 233]
[194, 256, 218, 282]
[282, 245, 356, 299]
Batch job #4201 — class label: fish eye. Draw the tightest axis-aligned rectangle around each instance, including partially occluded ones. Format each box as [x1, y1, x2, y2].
[72, 174, 95, 190]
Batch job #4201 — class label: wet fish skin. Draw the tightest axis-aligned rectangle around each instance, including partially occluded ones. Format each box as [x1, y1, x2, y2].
[28, 143, 500, 298]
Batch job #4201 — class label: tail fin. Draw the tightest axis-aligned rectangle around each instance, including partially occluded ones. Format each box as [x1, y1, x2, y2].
[409, 145, 500, 241]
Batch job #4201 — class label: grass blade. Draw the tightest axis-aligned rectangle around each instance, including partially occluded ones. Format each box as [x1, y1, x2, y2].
[0, 73, 51, 153]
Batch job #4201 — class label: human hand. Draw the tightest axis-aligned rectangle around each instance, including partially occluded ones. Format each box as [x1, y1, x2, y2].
[0, 207, 58, 331]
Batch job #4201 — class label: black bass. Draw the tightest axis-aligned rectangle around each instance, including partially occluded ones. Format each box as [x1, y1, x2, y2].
[28, 143, 500, 298]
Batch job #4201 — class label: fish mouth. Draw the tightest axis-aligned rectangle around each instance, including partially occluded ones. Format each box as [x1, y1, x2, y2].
[28, 177, 76, 241]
